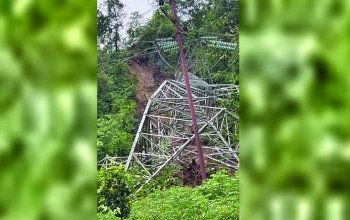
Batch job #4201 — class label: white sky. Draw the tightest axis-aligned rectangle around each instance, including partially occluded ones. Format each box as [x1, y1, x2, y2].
[120, 0, 157, 37]
[98, 0, 157, 39]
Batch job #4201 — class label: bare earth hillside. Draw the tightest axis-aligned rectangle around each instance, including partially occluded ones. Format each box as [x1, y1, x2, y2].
[127, 59, 167, 121]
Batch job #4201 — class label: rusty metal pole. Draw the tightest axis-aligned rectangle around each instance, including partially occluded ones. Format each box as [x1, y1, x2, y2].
[169, 0, 207, 180]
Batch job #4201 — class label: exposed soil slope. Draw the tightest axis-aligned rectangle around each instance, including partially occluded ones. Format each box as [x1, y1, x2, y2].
[127, 58, 167, 121]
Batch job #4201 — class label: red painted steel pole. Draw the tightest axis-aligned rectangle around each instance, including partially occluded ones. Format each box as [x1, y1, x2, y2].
[170, 0, 207, 180]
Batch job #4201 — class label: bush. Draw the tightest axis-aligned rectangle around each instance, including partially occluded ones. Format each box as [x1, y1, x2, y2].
[97, 207, 121, 220]
[136, 166, 182, 198]
[127, 172, 239, 220]
[97, 165, 136, 219]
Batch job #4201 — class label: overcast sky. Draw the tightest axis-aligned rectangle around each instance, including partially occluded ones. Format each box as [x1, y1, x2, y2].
[97, 0, 157, 38]
[120, 0, 157, 37]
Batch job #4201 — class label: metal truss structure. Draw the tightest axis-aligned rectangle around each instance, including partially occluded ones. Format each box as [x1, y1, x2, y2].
[98, 33, 239, 189]
[98, 156, 128, 168]
[125, 72, 239, 188]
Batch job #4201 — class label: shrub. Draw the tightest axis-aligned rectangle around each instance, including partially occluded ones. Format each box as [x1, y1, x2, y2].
[97, 165, 136, 219]
[97, 207, 121, 220]
[127, 172, 239, 220]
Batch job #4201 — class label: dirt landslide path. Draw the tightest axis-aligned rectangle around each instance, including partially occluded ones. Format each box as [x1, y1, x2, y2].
[127, 59, 166, 122]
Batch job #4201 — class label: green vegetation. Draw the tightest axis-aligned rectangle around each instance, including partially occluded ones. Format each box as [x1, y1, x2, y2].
[97, 0, 239, 219]
[97, 165, 184, 220]
[240, 0, 350, 219]
[0, 1, 96, 219]
[97, 165, 136, 219]
[97, 59, 138, 160]
[128, 171, 239, 220]
[97, 168, 239, 220]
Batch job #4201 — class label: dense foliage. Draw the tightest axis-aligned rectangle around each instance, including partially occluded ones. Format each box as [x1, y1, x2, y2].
[97, 165, 184, 220]
[240, 0, 350, 219]
[97, 59, 138, 161]
[97, 40, 139, 161]
[97, 165, 136, 219]
[0, 1, 97, 219]
[97, 168, 239, 220]
[127, 171, 239, 220]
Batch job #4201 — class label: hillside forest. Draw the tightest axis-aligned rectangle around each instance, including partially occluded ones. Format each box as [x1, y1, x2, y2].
[97, 0, 239, 219]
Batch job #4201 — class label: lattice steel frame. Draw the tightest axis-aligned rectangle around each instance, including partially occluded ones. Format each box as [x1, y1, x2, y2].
[125, 74, 239, 188]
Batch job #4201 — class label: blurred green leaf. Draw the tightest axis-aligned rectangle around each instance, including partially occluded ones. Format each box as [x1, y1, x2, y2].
[241, 0, 350, 219]
[0, 0, 97, 219]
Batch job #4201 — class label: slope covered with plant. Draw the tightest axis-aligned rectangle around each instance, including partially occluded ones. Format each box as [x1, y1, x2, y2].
[127, 171, 239, 220]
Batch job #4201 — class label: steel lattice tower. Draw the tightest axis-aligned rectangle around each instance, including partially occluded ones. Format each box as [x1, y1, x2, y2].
[125, 70, 239, 188]
[98, 24, 239, 189]
[98, 0, 239, 191]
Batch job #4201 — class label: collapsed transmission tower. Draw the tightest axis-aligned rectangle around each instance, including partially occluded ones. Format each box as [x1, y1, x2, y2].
[123, 0, 239, 190]
[97, 0, 239, 191]
[125, 73, 239, 188]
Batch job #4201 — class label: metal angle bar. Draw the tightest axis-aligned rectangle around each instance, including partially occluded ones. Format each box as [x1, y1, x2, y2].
[148, 115, 193, 137]
[149, 105, 173, 114]
[138, 109, 223, 189]
[150, 105, 207, 125]
[140, 134, 170, 157]
[202, 152, 235, 156]
[127, 81, 170, 169]
[219, 112, 225, 130]
[156, 100, 225, 111]
[179, 147, 198, 157]
[204, 154, 237, 169]
[150, 81, 170, 99]
[153, 100, 191, 109]
[204, 115, 230, 148]
[153, 97, 212, 101]
[225, 109, 239, 120]
[102, 156, 128, 159]
[97, 157, 121, 163]
[164, 84, 184, 98]
[169, 80, 207, 97]
[148, 114, 206, 124]
[168, 80, 191, 91]
[156, 98, 225, 110]
[192, 99, 209, 105]
[126, 98, 153, 169]
[207, 148, 231, 159]
[152, 102, 193, 119]
[199, 130, 219, 135]
[205, 84, 238, 88]
[225, 112, 231, 145]
[167, 86, 187, 97]
[168, 81, 198, 98]
[133, 154, 152, 176]
[160, 88, 170, 98]
[141, 132, 190, 140]
[157, 50, 173, 68]
[134, 153, 170, 158]
[150, 105, 184, 115]
[149, 116, 188, 136]
[200, 145, 234, 150]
